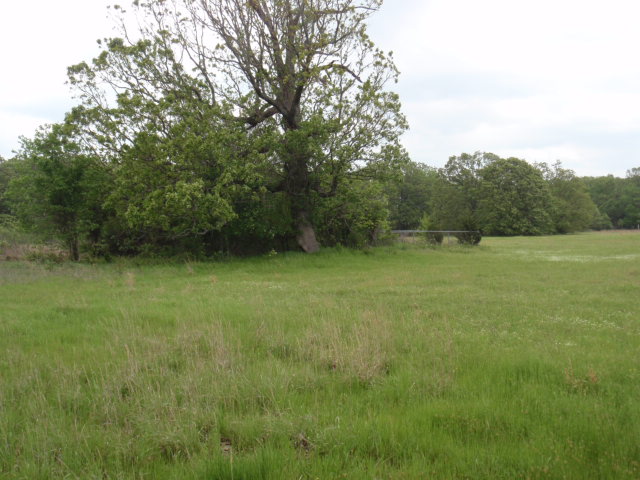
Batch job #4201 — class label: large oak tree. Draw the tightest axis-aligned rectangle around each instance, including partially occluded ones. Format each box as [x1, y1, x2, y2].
[68, 0, 407, 252]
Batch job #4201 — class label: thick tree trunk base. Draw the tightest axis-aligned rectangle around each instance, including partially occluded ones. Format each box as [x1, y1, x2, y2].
[296, 213, 320, 253]
[69, 238, 80, 262]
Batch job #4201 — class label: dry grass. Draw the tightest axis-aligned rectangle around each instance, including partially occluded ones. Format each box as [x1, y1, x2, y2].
[1, 242, 68, 262]
[300, 308, 394, 384]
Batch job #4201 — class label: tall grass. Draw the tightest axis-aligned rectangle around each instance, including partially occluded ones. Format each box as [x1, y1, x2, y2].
[0, 222, 67, 264]
[1, 232, 639, 478]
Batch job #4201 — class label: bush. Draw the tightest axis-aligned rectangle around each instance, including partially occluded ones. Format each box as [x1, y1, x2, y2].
[454, 230, 482, 245]
[425, 232, 443, 245]
[313, 180, 390, 249]
[418, 214, 443, 245]
[591, 211, 613, 231]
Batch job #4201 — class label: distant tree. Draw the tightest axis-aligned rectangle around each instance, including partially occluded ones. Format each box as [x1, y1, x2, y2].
[6, 124, 112, 260]
[583, 175, 632, 228]
[387, 161, 438, 230]
[626, 167, 640, 178]
[0, 156, 16, 217]
[537, 161, 597, 233]
[477, 157, 553, 236]
[591, 209, 613, 231]
[430, 152, 497, 232]
[620, 170, 640, 228]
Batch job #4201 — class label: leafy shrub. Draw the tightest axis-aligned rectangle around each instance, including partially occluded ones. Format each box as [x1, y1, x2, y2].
[314, 180, 390, 249]
[454, 230, 482, 245]
[591, 211, 613, 231]
[419, 214, 443, 245]
[425, 232, 444, 245]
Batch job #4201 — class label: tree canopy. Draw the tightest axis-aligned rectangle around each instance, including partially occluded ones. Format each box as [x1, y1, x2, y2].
[5, 124, 111, 259]
[0, 156, 14, 218]
[477, 157, 553, 236]
[426, 153, 603, 237]
[583, 174, 640, 229]
[67, 0, 407, 253]
[537, 162, 597, 234]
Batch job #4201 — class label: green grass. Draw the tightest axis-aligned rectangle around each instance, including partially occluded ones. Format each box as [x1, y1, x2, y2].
[1, 232, 639, 479]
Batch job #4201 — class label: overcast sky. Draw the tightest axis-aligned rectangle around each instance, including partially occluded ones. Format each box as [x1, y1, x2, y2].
[1, 0, 639, 176]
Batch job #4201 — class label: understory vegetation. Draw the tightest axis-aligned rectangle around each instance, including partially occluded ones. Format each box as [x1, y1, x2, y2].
[1, 233, 639, 478]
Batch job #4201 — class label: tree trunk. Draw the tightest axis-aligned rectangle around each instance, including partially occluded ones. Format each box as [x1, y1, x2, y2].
[69, 235, 80, 261]
[283, 125, 321, 253]
[295, 210, 320, 253]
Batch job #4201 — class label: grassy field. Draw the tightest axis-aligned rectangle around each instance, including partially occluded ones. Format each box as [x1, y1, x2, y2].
[1, 232, 639, 479]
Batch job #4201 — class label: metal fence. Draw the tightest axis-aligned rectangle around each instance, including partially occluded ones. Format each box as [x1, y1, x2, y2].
[391, 230, 481, 245]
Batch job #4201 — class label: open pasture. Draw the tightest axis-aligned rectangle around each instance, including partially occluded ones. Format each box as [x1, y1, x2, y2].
[1, 233, 639, 479]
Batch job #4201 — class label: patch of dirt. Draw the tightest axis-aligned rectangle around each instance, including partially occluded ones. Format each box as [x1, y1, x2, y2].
[220, 437, 232, 455]
[293, 433, 313, 453]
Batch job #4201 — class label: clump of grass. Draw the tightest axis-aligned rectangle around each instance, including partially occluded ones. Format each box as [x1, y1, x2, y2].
[564, 362, 600, 394]
[23, 244, 68, 264]
[0, 221, 67, 263]
[301, 308, 394, 384]
[123, 271, 136, 289]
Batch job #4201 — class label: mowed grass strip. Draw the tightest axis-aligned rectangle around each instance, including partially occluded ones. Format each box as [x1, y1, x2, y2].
[1, 232, 639, 479]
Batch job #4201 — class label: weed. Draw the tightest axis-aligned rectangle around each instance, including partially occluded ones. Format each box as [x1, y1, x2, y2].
[564, 362, 601, 394]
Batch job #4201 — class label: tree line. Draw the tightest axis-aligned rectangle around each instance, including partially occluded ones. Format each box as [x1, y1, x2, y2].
[2, 142, 638, 260]
[387, 152, 640, 239]
[0, 1, 638, 260]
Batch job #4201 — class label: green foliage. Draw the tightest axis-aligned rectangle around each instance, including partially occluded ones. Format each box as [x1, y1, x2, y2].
[454, 229, 482, 245]
[583, 172, 640, 229]
[429, 152, 489, 232]
[387, 161, 438, 229]
[537, 162, 598, 233]
[313, 179, 390, 248]
[430, 153, 554, 237]
[6, 124, 112, 260]
[627, 167, 640, 178]
[620, 171, 640, 228]
[105, 123, 251, 245]
[583, 176, 621, 225]
[0, 215, 26, 259]
[217, 190, 296, 255]
[590, 210, 612, 231]
[66, 0, 408, 253]
[418, 214, 443, 244]
[0, 156, 17, 217]
[23, 245, 68, 264]
[478, 158, 553, 235]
